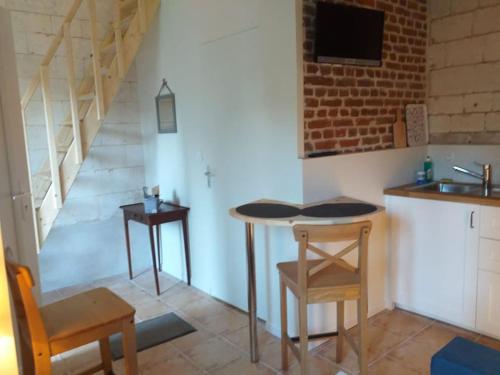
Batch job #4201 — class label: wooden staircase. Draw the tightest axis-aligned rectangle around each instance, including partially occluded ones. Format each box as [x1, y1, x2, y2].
[20, 0, 160, 247]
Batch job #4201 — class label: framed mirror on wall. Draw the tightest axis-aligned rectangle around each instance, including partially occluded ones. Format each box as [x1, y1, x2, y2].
[156, 79, 177, 134]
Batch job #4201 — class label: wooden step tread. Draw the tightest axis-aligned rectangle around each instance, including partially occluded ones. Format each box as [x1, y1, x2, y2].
[120, 0, 137, 15]
[78, 92, 94, 101]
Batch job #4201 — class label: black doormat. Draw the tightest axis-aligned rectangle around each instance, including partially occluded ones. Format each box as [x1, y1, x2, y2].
[110, 312, 196, 360]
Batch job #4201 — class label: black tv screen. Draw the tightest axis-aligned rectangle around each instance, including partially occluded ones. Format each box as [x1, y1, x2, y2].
[314, 2, 385, 66]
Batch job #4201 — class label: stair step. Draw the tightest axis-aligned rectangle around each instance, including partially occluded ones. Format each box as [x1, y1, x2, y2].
[78, 92, 94, 101]
[120, 0, 137, 15]
[101, 66, 110, 76]
[101, 32, 115, 49]
[120, 12, 134, 28]
[101, 40, 115, 53]
[38, 171, 51, 180]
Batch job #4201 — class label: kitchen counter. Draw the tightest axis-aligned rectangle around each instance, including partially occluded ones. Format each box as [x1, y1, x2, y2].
[384, 182, 500, 207]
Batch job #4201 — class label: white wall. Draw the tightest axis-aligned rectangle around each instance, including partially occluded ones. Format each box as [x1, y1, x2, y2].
[302, 146, 427, 330]
[428, 144, 500, 185]
[137, 0, 303, 334]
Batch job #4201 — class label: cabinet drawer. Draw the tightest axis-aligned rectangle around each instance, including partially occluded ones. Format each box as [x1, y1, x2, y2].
[476, 270, 500, 337]
[479, 239, 500, 273]
[480, 206, 500, 240]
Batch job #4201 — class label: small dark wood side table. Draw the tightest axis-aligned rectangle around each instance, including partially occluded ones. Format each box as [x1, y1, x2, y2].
[120, 202, 191, 295]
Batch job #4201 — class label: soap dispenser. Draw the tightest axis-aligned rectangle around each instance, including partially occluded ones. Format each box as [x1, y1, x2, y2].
[424, 156, 433, 182]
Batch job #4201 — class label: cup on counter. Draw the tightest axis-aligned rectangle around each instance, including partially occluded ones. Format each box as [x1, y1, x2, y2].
[416, 171, 426, 185]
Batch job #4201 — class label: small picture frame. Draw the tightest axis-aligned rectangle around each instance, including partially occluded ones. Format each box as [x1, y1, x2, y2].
[156, 79, 177, 134]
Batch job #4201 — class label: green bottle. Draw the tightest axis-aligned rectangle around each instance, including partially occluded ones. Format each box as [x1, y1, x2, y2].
[424, 156, 433, 182]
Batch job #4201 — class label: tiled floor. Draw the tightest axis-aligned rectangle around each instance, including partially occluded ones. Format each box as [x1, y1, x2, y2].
[43, 270, 500, 375]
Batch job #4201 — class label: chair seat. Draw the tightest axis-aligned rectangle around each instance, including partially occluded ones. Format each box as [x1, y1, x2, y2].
[40, 287, 135, 342]
[277, 260, 360, 291]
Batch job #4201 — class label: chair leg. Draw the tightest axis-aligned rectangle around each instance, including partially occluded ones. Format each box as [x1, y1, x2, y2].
[299, 298, 308, 375]
[336, 300, 344, 364]
[357, 296, 369, 375]
[33, 354, 51, 375]
[121, 317, 138, 375]
[32, 343, 51, 375]
[99, 337, 113, 374]
[279, 276, 288, 370]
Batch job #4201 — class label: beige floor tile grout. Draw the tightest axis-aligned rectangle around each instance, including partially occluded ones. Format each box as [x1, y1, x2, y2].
[167, 339, 210, 374]
[367, 316, 436, 370]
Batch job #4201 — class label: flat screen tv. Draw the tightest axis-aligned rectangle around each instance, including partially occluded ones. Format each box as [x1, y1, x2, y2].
[314, 2, 385, 66]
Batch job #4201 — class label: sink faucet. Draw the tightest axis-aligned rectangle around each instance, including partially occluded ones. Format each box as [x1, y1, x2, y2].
[453, 164, 492, 191]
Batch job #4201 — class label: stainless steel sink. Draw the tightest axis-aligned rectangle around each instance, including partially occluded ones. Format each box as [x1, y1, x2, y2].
[418, 182, 483, 195]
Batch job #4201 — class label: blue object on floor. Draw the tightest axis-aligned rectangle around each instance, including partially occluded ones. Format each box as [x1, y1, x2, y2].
[431, 337, 500, 375]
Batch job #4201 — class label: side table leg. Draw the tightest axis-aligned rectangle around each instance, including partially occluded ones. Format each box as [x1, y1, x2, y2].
[124, 216, 133, 279]
[245, 222, 259, 363]
[149, 225, 161, 295]
[182, 216, 192, 286]
[156, 225, 162, 272]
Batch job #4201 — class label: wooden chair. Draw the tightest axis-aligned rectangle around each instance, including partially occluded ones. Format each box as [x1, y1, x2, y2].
[277, 221, 372, 375]
[5, 260, 138, 375]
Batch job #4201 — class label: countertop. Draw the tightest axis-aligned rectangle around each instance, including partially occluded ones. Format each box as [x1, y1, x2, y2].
[384, 182, 500, 207]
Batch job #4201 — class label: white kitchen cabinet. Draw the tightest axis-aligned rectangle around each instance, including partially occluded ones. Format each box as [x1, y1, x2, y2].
[480, 206, 500, 240]
[387, 196, 480, 329]
[476, 207, 500, 338]
[477, 270, 500, 337]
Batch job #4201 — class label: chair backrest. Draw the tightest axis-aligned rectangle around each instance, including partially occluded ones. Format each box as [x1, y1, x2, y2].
[5, 259, 49, 372]
[292, 221, 372, 293]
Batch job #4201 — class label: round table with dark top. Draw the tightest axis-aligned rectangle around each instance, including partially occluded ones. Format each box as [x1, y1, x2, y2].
[229, 198, 382, 363]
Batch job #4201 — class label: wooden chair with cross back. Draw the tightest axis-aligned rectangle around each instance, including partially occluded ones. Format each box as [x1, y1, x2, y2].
[5, 259, 139, 375]
[277, 221, 372, 375]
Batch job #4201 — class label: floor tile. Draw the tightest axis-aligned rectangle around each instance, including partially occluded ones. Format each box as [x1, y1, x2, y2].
[287, 354, 348, 375]
[171, 328, 216, 353]
[222, 323, 277, 354]
[259, 338, 297, 371]
[411, 321, 479, 353]
[477, 335, 500, 351]
[132, 269, 179, 295]
[315, 338, 360, 374]
[134, 297, 173, 321]
[371, 309, 433, 339]
[386, 338, 435, 374]
[368, 356, 420, 375]
[181, 296, 229, 322]
[183, 336, 242, 371]
[199, 308, 248, 335]
[210, 358, 275, 375]
[159, 283, 205, 309]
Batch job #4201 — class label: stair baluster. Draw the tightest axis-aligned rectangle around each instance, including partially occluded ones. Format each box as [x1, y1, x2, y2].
[63, 22, 83, 165]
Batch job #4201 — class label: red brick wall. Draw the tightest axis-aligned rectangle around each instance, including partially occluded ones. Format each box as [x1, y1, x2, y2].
[303, 0, 427, 156]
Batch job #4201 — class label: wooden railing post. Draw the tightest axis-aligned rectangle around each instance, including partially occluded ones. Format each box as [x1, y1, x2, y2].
[87, 0, 105, 119]
[39, 66, 63, 209]
[114, 0, 125, 78]
[138, 0, 146, 34]
[63, 22, 83, 164]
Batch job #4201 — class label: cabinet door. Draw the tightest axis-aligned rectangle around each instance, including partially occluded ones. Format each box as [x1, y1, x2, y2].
[387, 196, 479, 327]
[477, 270, 500, 337]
